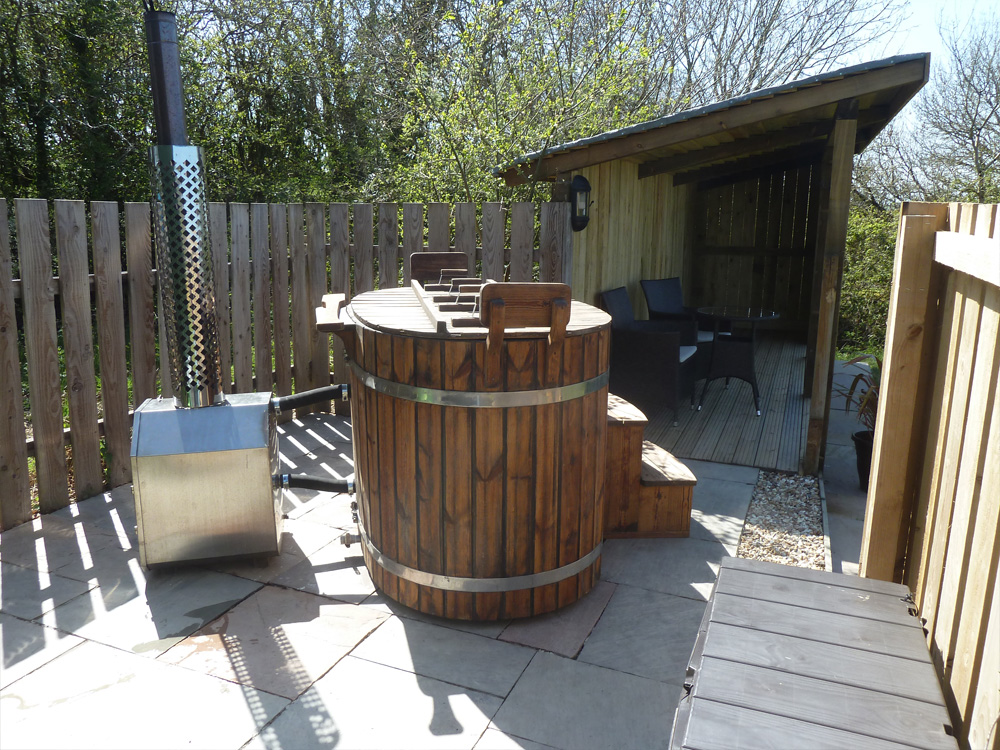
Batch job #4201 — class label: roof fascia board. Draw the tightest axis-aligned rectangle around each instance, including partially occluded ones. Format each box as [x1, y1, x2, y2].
[504, 57, 928, 185]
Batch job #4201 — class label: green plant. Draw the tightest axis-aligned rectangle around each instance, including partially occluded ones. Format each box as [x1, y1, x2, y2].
[838, 353, 882, 432]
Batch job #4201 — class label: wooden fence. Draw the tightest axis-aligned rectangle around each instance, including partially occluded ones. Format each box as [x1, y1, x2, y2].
[0, 198, 571, 531]
[689, 163, 819, 330]
[860, 202, 999, 749]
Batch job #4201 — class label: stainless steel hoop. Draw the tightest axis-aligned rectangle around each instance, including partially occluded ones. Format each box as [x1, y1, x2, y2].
[348, 359, 608, 408]
[358, 520, 602, 593]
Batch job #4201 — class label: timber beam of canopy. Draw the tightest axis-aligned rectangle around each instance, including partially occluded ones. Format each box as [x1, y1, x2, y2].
[671, 142, 827, 186]
[497, 55, 929, 187]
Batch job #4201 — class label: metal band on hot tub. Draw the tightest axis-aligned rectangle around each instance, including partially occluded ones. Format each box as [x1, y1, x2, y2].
[357, 519, 602, 592]
[348, 359, 609, 408]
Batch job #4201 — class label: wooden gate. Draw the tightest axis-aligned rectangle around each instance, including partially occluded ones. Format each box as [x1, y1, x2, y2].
[860, 202, 999, 749]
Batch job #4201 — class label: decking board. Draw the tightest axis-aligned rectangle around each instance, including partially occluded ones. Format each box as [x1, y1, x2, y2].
[646, 333, 807, 472]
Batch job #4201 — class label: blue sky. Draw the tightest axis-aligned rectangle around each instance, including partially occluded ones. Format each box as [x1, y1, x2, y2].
[866, 0, 999, 64]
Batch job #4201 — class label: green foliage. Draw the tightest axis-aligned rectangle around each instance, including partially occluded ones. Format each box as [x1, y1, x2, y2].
[360, 1, 664, 203]
[838, 206, 896, 358]
[0, 0, 151, 202]
[835, 353, 881, 432]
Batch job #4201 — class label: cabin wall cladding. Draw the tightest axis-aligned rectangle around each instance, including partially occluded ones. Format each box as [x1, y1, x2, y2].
[0, 198, 570, 531]
[689, 163, 818, 329]
[570, 161, 690, 317]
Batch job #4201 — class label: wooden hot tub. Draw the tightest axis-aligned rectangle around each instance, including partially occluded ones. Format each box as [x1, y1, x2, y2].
[318, 280, 610, 620]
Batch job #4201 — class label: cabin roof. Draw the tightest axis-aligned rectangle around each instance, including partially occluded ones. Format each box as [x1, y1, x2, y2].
[497, 53, 930, 186]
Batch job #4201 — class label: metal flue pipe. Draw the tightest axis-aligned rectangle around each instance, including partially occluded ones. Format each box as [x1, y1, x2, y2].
[145, 10, 188, 147]
[145, 8, 224, 408]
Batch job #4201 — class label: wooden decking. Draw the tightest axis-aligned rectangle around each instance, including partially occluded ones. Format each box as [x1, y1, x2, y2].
[645, 332, 808, 473]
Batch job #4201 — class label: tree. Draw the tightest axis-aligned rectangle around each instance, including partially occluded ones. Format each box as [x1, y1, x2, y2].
[0, 0, 150, 202]
[854, 11, 1000, 207]
[915, 13, 1000, 202]
[651, 0, 908, 108]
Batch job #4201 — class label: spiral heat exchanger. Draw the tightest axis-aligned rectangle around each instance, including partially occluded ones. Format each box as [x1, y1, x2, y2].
[149, 145, 224, 408]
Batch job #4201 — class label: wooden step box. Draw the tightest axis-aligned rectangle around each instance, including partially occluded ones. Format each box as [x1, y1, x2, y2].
[604, 394, 697, 538]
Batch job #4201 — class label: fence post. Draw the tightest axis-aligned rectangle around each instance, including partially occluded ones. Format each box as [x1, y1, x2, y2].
[0, 199, 31, 529]
[859, 207, 947, 581]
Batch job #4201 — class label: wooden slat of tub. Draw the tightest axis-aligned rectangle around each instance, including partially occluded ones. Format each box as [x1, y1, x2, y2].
[415, 337, 445, 616]
[55, 200, 102, 498]
[361, 327, 384, 594]
[392, 334, 420, 610]
[594, 326, 610, 579]
[351, 329, 371, 552]
[473, 341, 504, 620]
[209, 203, 231, 393]
[126, 203, 157, 404]
[532, 333, 562, 615]
[251, 204, 272, 392]
[375, 332, 398, 603]
[579, 328, 605, 590]
[230, 204, 253, 393]
[504, 339, 538, 618]
[557, 335, 585, 607]
[443, 340, 476, 619]
[17, 199, 69, 510]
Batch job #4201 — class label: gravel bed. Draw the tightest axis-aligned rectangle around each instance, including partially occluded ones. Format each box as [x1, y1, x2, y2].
[737, 471, 825, 570]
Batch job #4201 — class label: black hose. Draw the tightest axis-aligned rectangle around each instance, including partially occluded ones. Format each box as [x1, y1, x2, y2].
[279, 474, 354, 494]
[271, 383, 349, 414]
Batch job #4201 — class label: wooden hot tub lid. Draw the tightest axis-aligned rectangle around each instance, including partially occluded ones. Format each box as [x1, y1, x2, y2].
[344, 286, 610, 339]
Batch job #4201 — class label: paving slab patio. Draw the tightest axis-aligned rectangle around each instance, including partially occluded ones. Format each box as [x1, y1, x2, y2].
[0, 410, 865, 749]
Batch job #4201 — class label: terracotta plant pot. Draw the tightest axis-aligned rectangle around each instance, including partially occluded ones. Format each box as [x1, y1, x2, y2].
[852, 430, 875, 491]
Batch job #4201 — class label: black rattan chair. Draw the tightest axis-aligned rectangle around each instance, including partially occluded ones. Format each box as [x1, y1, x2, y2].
[599, 286, 701, 425]
[640, 277, 717, 345]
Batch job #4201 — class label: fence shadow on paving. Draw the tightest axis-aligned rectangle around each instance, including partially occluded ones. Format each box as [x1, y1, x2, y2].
[0, 198, 571, 530]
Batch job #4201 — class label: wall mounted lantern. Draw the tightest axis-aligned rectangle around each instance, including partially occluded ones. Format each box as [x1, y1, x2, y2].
[569, 175, 591, 232]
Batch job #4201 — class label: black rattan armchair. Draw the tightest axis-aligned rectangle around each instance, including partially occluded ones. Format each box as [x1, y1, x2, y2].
[640, 277, 718, 344]
[599, 286, 701, 425]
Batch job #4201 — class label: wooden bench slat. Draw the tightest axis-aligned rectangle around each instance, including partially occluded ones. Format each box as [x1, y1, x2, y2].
[709, 592, 934, 661]
[677, 698, 924, 750]
[607, 393, 647, 424]
[690, 658, 956, 749]
[704, 621, 947, 705]
[721, 556, 908, 597]
[672, 557, 957, 750]
[715, 568, 921, 627]
[641, 440, 698, 486]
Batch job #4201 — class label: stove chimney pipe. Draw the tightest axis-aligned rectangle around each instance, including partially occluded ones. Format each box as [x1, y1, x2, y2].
[145, 10, 225, 408]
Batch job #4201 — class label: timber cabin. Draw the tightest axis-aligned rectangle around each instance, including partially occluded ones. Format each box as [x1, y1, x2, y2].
[498, 53, 931, 475]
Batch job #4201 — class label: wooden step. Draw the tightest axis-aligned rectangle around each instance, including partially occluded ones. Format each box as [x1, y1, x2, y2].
[604, 394, 695, 539]
[641, 440, 697, 487]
